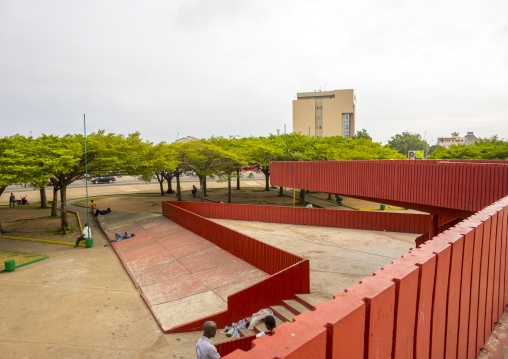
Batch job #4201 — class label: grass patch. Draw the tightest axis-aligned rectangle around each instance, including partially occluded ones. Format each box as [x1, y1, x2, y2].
[0, 250, 48, 271]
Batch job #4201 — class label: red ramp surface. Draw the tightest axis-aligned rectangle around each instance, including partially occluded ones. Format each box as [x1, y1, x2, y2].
[100, 214, 269, 331]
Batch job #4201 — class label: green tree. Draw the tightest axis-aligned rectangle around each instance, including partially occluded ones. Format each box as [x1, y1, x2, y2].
[173, 141, 235, 202]
[430, 136, 508, 160]
[387, 131, 429, 157]
[205, 136, 246, 203]
[0, 135, 34, 198]
[49, 131, 153, 230]
[352, 129, 373, 141]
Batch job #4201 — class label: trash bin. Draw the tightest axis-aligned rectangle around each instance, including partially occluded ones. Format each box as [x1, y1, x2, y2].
[380, 204, 386, 210]
[85, 238, 93, 248]
[4, 260, 15, 272]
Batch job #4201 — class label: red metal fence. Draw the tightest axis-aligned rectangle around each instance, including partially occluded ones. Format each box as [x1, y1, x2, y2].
[168, 201, 453, 235]
[162, 201, 310, 333]
[215, 334, 257, 357]
[223, 195, 508, 358]
[270, 160, 508, 215]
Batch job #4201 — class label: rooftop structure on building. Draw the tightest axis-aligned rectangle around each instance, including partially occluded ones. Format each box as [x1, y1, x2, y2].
[437, 131, 477, 148]
[293, 89, 355, 138]
[174, 136, 200, 143]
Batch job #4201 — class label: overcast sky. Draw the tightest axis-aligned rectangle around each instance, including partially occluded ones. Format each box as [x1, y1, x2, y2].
[1, 0, 507, 145]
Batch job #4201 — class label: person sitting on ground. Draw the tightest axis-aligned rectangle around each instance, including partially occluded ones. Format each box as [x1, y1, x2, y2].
[264, 315, 276, 335]
[196, 321, 220, 359]
[94, 207, 111, 218]
[75, 224, 91, 247]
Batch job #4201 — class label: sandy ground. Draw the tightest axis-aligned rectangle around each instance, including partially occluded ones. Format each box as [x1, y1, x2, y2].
[0, 207, 80, 243]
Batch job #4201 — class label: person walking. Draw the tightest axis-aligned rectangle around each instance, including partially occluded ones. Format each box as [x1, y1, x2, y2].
[9, 193, 15, 208]
[75, 224, 91, 247]
[196, 321, 220, 359]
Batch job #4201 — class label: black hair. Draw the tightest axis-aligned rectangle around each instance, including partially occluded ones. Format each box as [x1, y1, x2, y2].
[264, 315, 276, 330]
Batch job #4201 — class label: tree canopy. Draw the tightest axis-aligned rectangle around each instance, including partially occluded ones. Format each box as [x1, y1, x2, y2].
[430, 136, 508, 160]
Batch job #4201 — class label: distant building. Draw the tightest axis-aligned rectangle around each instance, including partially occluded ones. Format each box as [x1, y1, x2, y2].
[437, 132, 478, 148]
[293, 89, 355, 138]
[174, 136, 200, 143]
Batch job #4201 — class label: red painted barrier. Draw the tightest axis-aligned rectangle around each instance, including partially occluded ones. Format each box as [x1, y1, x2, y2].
[168, 201, 444, 235]
[415, 217, 462, 247]
[215, 335, 257, 357]
[161, 201, 310, 333]
[270, 160, 508, 216]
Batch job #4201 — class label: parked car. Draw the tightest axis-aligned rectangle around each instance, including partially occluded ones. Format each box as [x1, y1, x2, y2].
[91, 176, 116, 184]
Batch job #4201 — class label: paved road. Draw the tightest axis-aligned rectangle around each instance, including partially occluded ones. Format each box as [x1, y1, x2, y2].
[4, 173, 266, 193]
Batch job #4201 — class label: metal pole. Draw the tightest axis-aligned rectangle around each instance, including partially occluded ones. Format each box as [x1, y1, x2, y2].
[84, 114, 90, 238]
[308, 127, 311, 207]
[284, 124, 287, 206]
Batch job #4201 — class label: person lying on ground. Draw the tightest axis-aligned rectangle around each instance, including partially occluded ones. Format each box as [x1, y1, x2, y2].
[94, 208, 111, 218]
[113, 232, 135, 242]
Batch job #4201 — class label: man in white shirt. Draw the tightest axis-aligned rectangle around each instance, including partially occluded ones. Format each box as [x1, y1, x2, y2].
[75, 225, 90, 247]
[196, 321, 220, 359]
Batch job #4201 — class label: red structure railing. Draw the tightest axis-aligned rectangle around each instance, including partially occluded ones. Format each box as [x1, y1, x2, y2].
[168, 201, 454, 234]
[270, 160, 508, 217]
[162, 201, 310, 332]
[223, 195, 508, 358]
[215, 335, 257, 357]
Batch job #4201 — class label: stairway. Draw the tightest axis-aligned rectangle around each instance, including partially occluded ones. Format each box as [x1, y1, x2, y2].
[237, 295, 319, 337]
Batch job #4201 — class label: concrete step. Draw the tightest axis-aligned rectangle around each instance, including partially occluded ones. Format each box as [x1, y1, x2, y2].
[282, 299, 313, 316]
[239, 328, 255, 337]
[294, 293, 331, 309]
[270, 305, 296, 322]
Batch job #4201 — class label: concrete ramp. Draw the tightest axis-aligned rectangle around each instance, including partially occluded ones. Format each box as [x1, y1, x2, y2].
[99, 211, 269, 331]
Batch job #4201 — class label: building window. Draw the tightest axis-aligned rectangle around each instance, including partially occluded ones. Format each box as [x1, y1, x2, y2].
[316, 106, 322, 109]
[317, 126, 322, 129]
[344, 114, 350, 137]
[317, 116, 322, 119]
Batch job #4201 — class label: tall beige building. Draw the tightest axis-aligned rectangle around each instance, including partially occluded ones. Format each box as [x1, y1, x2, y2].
[293, 89, 355, 138]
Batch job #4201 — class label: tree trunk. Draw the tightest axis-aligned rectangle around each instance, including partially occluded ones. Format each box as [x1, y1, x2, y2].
[51, 187, 59, 217]
[199, 176, 204, 202]
[0, 185, 6, 198]
[156, 173, 165, 196]
[60, 185, 67, 231]
[299, 189, 306, 204]
[236, 168, 240, 190]
[40, 188, 48, 208]
[228, 175, 232, 203]
[328, 193, 332, 200]
[203, 177, 207, 197]
[176, 171, 182, 201]
[279, 186, 284, 197]
[261, 168, 270, 191]
[166, 176, 173, 193]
